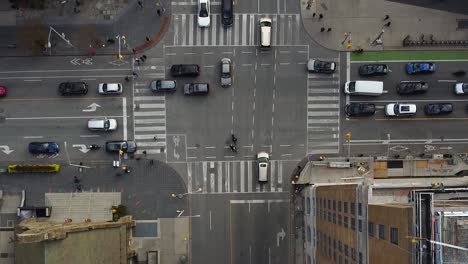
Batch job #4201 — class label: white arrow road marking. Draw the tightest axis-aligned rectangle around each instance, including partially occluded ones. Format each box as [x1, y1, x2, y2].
[277, 228, 286, 247]
[82, 103, 101, 112]
[72, 144, 90, 153]
[0, 145, 14, 154]
[71, 58, 80, 65]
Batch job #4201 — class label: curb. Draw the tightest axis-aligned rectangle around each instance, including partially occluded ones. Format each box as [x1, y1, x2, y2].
[133, 16, 170, 54]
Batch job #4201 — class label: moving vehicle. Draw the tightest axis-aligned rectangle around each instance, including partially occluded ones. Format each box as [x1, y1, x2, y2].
[98, 83, 123, 95]
[454, 83, 468, 95]
[307, 59, 336, 73]
[344, 81, 383, 96]
[221, 0, 233, 26]
[88, 118, 117, 131]
[105, 140, 137, 153]
[198, 0, 210, 27]
[220, 58, 232, 87]
[358, 64, 388, 76]
[28, 142, 60, 154]
[397, 81, 428, 94]
[59, 82, 88, 95]
[0, 85, 6, 97]
[150, 80, 177, 92]
[184, 83, 209, 95]
[260, 18, 272, 49]
[170, 64, 200, 77]
[345, 103, 376, 116]
[257, 152, 269, 182]
[385, 103, 417, 117]
[424, 103, 453, 115]
[406, 62, 436, 74]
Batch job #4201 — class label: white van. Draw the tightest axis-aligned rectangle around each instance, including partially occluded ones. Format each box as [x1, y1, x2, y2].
[260, 18, 272, 49]
[344, 81, 383, 96]
[257, 152, 269, 182]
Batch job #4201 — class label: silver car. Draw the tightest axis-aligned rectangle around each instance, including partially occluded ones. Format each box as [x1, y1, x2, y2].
[221, 58, 232, 87]
[98, 83, 123, 95]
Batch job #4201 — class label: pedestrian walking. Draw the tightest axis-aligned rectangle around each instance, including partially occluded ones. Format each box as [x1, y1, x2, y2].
[312, 13, 316, 17]
[319, 14, 323, 19]
[384, 21, 391, 27]
[153, 136, 158, 141]
[143, 150, 147, 156]
[142, 55, 147, 60]
[132, 71, 138, 77]
[138, 0, 143, 8]
[140, 56, 145, 62]
[320, 27, 325, 32]
[157, 9, 161, 16]
[125, 76, 130, 82]
[132, 48, 136, 54]
[146, 36, 150, 42]
[135, 58, 140, 65]
[327, 28, 332, 32]
[384, 15, 389, 20]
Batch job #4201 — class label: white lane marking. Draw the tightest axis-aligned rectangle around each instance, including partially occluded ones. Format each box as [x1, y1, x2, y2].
[80, 135, 100, 138]
[138, 103, 166, 108]
[134, 126, 166, 132]
[134, 96, 165, 101]
[438, 80, 457, 82]
[0, 68, 131, 74]
[209, 210, 212, 231]
[7, 115, 124, 120]
[24, 79, 42, 82]
[123, 98, 127, 141]
[134, 111, 165, 116]
[135, 119, 166, 124]
[134, 134, 166, 140]
[81, 78, 96, 81]
[135, 149, 164, 154]
[205, 146, 216, 149]
[136, 142, 166, 147]
[24, 136, 43, 139]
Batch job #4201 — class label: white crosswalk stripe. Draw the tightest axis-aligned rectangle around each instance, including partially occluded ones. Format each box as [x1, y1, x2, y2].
[133, 58, 167, 158]
[186, 160, 286, 193]
[169, 13, 301, 46]
[307, 57, 341, 155]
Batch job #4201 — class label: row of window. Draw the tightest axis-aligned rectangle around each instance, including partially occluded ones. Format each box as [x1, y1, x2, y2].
[317, 210, 363, 232]
[368, 222, 399, 245]
[307, 197, 362, 217]
[316, 231, 363, 264]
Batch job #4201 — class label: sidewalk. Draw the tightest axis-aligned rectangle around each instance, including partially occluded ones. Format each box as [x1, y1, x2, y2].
[0, 0, 171, 56]
[301, 0, 468, 51]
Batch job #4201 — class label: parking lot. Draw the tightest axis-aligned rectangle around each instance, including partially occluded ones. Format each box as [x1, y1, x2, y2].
[343, 61, 468, 156]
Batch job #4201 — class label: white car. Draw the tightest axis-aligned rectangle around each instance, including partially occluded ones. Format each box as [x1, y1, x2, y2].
[259, 18, 272, 48]
[257, 152, 269, 182]
[198, 0, 210, 27]
[385, 103, 417, 117]
[88, 118, 118, 131]
[454, 83, 468, 95]
[98, 83, 123, 95]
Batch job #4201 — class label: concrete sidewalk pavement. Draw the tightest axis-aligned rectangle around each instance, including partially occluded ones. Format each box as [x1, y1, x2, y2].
[301, 0, 468, 51]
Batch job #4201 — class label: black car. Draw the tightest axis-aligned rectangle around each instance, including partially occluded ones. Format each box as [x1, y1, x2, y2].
[424, 103, 453, 115]
[59, 82, 88, 95]
[184, 83, 209, 95]
[105, 140, 137, 153]
[345, 103, 376, 116]
[170, 64, 200, 77]
[28, 142, 60, 154]
[397, 81, 429, 94]
[358, 64, 388, 76]
[221, 0, 233, 26]
[307, 59, 336, 73]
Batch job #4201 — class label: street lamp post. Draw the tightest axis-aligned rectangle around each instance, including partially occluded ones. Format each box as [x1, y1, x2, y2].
[116, 35, 125, 60]
[47, 26, 74, 55]
[346, 132, 352, 157]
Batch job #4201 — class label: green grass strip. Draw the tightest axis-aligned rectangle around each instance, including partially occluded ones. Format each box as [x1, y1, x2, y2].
[351, 50, 468, 61]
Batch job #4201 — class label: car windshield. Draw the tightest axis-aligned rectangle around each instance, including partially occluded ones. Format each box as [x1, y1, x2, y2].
[394, 105, 400, 114]
[260, 21, 271, 27]
[104, 120, 110, 129]
[102, 84, 108, 91]
[260, 164, 267, 168]
[199, 4, 208, 17]
[348, 82, 355, 92]
[463, 84, 468, 93]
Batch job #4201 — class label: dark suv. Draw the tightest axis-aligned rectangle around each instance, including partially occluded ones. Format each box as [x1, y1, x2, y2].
[59, 82, 88, 95]
[184, 83, 209, 95]
[221, 0, 233, 26]
[170, 64, 200, 77]
[105, 140, 137, 153]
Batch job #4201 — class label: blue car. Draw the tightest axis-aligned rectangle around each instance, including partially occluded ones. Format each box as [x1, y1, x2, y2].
[28, 142, 60, 154]
[406, 62, 436, 74]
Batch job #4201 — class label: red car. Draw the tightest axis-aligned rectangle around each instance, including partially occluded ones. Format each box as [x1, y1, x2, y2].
[0, 86, 6, 97]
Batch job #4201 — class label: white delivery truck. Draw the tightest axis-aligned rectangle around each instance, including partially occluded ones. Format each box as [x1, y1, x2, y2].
[344, 81, 383, 96]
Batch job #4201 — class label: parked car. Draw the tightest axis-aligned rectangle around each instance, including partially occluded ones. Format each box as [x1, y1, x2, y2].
[358, 64, 388, 76]
[406, 62, 436, 74]
[385, 103, 417, 117]
[424, 103, 453, 115]
[259, 18, 272, 49]
[220, 58, 232, 87]
[221, 0, 233, 26]
[170, 64, 200, 77]
[98, 83, 123, 95]
[0, 85, 6, 97]
[105, 140, 137, 153]
[397, 81, 429, 94]
[257, 152, 269, 182]
[307, 59, 336, 73]
[345, 103, 376, 116]
[59, 82, 88, 95]
[184, 83, 209, 95]
[150, 80, 177, 93]
[28, 142, 59, 154]
[198, 0, 210, 27]
[88, 118, 118, 131]
[454, 83, 468, 95]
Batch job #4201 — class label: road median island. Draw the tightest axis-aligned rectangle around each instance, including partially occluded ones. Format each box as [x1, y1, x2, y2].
[351, 50, 468, 62]
[8, 164, 60, 173]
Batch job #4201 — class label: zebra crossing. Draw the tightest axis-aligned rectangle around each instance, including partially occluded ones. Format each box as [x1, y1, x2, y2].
[187, 160, 286, 194]
[133, 58, 167, 158]
[169, 13, 301, 46]
[306, 57, 341, 155]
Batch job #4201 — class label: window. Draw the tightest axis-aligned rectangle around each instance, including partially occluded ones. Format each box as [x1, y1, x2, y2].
[328, 212, 331, 222]
[328, 199, 331, 210]
[358, 202, 362, 216]
[351, 248, 356, 261]
[351, 218, 356, 230]
[339, 255, 343, 264]
[359, 252, 363, 264]
[344, 202, 348, 213]
[319, 198, 322, 208]
[344, 245, 349, 256]
[333, 200, 336, 211]
[307, 226, 311, 242]
[333, 239, 337, 249]
[306, 198, 311, 214]
[358, 219, 362, 232]
[345, 259, 348, 264]
[338, 215, 342, 226]
[379, 224, 385, 240]
[333, 251, 336, 261]
[333, 213, 336, 224]
[338, 201, 342, 212]
[351, 202, 355, 215]
[369, 222, 374, 237]
[344, 216, 348, 228]
[390, 227, 399, 245]
[339, 241, 342, 252]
